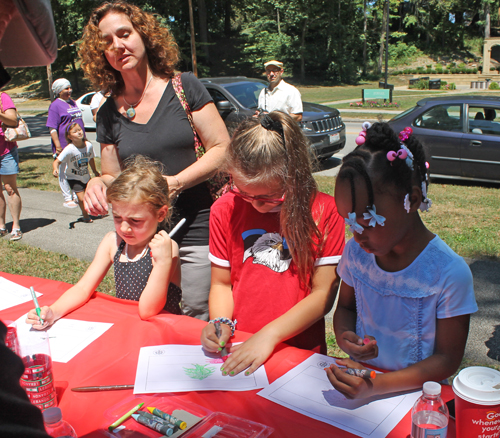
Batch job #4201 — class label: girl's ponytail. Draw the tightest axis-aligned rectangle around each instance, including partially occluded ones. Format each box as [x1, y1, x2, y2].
[228, 112, 321, 287]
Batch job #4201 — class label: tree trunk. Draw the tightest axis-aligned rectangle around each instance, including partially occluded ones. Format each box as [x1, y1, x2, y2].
[378, 1, 387, 75]
[363, 0, 367, 76]
[47, 65, 53, 101]
[485, 1, 491, 39]
[70, 56, 79, 92]
[300, 17, 308, 82]
[224, 0, 231, 37]
[197, 0, 210, 63]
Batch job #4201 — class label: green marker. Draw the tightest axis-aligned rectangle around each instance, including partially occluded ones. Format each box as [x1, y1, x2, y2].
[147, 406, 187, 429]
[108, 401, 144, 431]
[30, 287, 44, 325]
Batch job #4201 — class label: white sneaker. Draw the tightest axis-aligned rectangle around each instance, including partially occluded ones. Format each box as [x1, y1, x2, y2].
[63, 201, 78, 208]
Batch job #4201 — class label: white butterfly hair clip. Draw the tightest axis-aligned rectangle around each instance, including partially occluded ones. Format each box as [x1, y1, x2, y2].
[363, 205, 386, 227]
[345, 212, 364, 234]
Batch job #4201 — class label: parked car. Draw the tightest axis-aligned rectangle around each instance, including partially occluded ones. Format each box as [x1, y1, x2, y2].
[200, 77, 346, 159]
[388, 95, 500, 183]
[75, 92, 96, 130]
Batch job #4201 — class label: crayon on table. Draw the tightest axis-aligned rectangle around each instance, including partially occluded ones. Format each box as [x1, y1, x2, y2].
[108, 402, 144, 431]
[132, 413, 175, 435]
[147, 406, 187, 429]
[346, 368, 376, 379]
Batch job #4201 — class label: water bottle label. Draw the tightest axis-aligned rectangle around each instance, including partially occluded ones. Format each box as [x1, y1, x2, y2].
[413, 425, 448, 438]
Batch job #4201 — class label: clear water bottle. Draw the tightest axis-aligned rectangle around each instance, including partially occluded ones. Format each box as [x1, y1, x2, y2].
[411, 381, 449, 438]
[43, 407, 77, 437]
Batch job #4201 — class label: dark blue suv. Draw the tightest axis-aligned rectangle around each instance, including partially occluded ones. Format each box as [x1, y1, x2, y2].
[200, 77, 346, 160]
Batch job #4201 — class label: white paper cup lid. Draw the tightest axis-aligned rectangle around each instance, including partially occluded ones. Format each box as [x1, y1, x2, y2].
[453, 366, 500, 405]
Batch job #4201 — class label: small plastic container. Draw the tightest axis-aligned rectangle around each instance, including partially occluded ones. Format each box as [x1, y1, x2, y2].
[100, 394, 273, 437]
[181, 412, 274, 438]
[43, 407, 77, 437]
[101, 394, 212, 437]
[411, 381, 448, 438]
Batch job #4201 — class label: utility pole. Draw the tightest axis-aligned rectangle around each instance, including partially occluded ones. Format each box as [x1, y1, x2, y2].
[384, 0, 389, 87]
[188, 0, 198, 77]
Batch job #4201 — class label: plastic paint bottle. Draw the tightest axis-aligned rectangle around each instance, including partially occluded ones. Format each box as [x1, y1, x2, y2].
[43, 407, 77, 437]
[411, 381, 449, 438]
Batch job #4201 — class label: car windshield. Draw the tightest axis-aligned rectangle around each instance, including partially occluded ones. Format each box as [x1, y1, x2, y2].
[390, 105, 419, 122]
[223, 82, 266, 109]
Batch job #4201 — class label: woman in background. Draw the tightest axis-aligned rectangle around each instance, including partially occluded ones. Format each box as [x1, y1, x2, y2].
[0, 91, 23, 241]
[46, 78, 85, 208]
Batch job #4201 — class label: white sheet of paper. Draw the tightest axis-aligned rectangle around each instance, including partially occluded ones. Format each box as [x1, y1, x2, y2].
[258, 354, 421, 438]
[15, 314, 113, 363]
[0, 276, 42, 311]
[134, 344, 269, 394]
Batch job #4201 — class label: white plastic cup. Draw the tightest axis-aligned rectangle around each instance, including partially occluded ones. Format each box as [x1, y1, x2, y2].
[452, 366, 500, 438]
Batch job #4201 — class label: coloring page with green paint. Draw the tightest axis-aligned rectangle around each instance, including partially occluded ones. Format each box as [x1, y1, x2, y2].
[133, 345, 269, 394]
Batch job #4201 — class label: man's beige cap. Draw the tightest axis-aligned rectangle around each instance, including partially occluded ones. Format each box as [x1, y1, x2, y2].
[264, 60, 284, 69]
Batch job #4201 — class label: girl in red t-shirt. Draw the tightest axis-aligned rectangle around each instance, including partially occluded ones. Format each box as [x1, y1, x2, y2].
[201, 111, 345, 376]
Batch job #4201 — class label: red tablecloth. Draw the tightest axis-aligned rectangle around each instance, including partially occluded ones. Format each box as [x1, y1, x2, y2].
[0, 273, 456, 437]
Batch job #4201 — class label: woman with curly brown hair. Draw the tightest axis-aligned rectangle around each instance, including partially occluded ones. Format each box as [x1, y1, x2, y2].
[80, 1, 230, 321]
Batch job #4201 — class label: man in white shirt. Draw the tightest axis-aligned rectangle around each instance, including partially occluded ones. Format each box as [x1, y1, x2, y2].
[257, 60, 303, 122]
[90, 90, 107, 122]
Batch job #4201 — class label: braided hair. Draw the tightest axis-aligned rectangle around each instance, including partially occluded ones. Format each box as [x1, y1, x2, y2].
[338, 122, 429, 213]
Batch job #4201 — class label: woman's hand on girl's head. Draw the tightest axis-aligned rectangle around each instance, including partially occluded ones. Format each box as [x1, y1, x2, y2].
[219, 331, 274, 377]
[325, 359, 376, 400]
[149, 231, 173, 267]
[337, 331, 378, 362]
[25, 306, 55, 330]
[201, 322, 231, 353]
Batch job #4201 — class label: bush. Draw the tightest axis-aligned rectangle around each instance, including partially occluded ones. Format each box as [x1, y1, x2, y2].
[416, 79, 429, 90]
[435, 63, 443, 69]
[441, 81, 448, 86]
[458, 62, 466, 69]
[489, 82, 500, 90]
[436, 68, 443, 74]
[444, 69, 450, 74]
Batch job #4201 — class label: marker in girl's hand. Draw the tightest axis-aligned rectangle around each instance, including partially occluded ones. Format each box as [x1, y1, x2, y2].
[214, 321, 229, 361]
[345, 368, 376, 379]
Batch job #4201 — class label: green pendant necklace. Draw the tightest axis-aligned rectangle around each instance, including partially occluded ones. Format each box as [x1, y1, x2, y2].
[123, 75, 153, 119]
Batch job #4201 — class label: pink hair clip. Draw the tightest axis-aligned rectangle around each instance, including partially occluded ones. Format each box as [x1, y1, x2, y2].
[355, 121, 372, 146]
[398, 127, 413, 142]
[386, 148, 408, 162]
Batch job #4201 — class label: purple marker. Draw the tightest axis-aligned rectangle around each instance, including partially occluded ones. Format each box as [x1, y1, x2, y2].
[346, 368, 376, 379]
